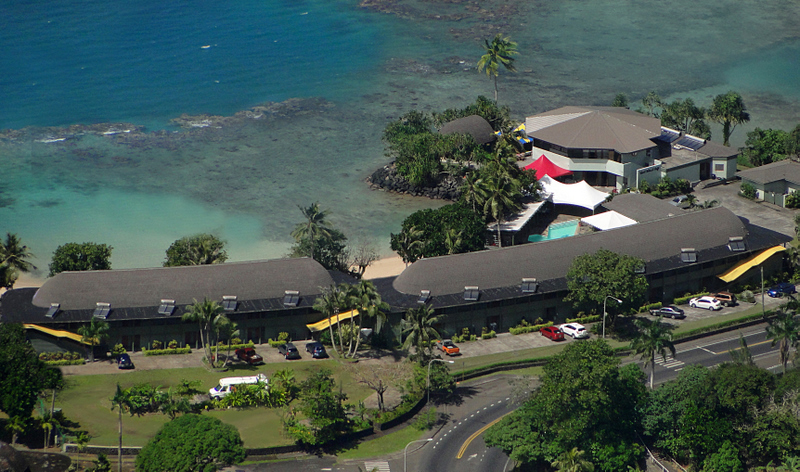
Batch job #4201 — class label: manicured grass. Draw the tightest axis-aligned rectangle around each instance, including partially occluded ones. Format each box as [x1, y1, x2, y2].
[336, 425, 428, 460]
[55, 359, 374, 448]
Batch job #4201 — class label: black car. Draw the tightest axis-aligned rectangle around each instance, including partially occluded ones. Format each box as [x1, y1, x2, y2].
[278, 343, 301, 360]
[305, 342, 328, 359]
[649, 305, 686, 319]
[117, 353, 134, 369]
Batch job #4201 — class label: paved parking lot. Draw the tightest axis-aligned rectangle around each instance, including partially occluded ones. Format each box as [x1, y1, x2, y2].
[692, 180, 795, 237]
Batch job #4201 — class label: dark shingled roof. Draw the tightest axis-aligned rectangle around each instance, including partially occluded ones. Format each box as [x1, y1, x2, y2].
[602, 193, 683, 223]
[439, 115, 497, 145]
[738, 160, 800, 185]
[697, 140, 738, 158]
[31, 258, 334, 310]
[392, 207, 782, 298]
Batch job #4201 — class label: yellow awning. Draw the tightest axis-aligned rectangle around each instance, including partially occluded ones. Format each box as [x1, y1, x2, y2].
[24, 323, 90, 345]
[306, 310, 360, 333]
[717, 246, 786, 283]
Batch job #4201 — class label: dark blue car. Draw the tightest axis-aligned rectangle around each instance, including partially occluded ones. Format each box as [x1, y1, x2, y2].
[767, 283, 797, 298]
[117, 353, 134, 369]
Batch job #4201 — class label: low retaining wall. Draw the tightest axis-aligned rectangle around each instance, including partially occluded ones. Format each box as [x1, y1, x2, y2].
[375, 395, 427, 431]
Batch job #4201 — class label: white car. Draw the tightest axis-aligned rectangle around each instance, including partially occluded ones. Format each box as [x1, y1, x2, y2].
[689, 296, 722, 311]
[560, 323, 589, 339]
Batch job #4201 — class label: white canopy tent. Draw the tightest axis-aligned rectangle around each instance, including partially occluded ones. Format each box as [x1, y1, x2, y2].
[539, 175, 610, 210]
[580, 210, 637, 231]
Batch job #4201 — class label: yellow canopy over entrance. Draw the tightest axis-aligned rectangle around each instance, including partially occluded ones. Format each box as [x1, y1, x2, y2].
[306, 310, 360, 333]
[24, 323, 90, 345]
[717, 246, 786, 283]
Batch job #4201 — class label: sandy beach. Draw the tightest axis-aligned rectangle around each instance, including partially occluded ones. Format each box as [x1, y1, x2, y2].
[362, 255, 407, 280]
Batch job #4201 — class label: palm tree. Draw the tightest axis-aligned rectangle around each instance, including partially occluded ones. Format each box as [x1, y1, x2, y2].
[477, 33, 518, 103]
[110, 385, 131, 472]
[347, 280, 389, 357]
[182, 298, 224, 367]
[7, 415, 29, 446]
[0, 232, 36, 290]
[189, 235, 228, 265]
[39, 410, 57, 449]
[483, 174, 522, 248]
[640, 91, 663, 117]
[630, 317, 676, 389]
[394, 226, 425, 266]
[444, 227, 464, 255]
[401, 304, 444, 362]
[708, 91, 750, 146]
[291, 202, 333, 262]
[212, 313, 235, 367]
[313, 285, 349, 356]
[460, 172, 487, 213]
[74, 430, 91, 470]
[765, 309, 800, 374]
[551, 447, 595, 472]
[77, 318, 110, 363]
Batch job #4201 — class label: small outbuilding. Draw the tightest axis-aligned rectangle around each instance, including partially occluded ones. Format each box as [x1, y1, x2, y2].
[737, 160, 800, 207]
[439, 115, 497, 146]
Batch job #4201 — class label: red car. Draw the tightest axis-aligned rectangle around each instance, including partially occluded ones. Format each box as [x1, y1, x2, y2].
[235, 347, 264, 365]
[540, 326, 564, 341]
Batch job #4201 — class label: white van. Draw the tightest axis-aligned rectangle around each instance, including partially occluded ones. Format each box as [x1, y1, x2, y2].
[209, 373, 268, 400]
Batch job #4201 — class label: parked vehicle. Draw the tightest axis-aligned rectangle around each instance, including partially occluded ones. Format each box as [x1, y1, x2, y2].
[209, 374, 269, 400]
[436, 339, 461, 356]
[278, 343, 301, 360]
[689, 296, 722, 311]
[540, 326, 565, 341]
[767, 283, 797, 298]
[670, 195, 691, 208]
[710, 291, 737, 307]
[235, 347, 264, 365]
[117, 353, 134, 370]
[305, 342, 328, 359]
[649, 305, 686, 319]
[560, 323, 589, 339]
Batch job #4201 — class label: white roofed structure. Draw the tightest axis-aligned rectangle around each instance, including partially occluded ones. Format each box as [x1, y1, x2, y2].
[539, 175, 610, 210]
[581, 210, 637, 231]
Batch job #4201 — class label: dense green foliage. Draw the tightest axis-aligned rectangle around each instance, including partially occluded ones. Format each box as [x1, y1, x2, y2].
[565, 249, 648, 322]
[660, 97, 711, 139]
[611, 93, 629, 108]
[708, 91, 750, 146]
[742, 127, 789, 167]
[282, 368, 352, 446]
[390, 203, 486, 261]
[637, 176, 691, 198]
[484, 340, 646, 471]
[401, 304, 444, 363]
[0, 232, 36, 289]
[289, 203, 350, 272]
[49, 241, 112, 276]
[135, 414, 246, 472]
[739, 182, 757, 199]
[0, 324, 63, 420]
[163, 233, 228, 267]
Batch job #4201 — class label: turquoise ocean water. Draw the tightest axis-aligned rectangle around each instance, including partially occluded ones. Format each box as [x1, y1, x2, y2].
[1, 0, 799, 276]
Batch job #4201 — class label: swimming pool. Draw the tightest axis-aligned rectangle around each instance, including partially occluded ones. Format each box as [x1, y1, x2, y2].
[528, 220, 579, 243]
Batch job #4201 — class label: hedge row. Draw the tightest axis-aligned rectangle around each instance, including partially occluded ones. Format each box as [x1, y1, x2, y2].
[673, 311, 771, 341]
[45, 359, 85, 366]
[640, 302, 663, 313]
[509, 321, 553, 335]
[565, 314, 601, 324]
[143, 347, 192, 356]
[212, 342, 255, 350]
[674, 291, 709, 305]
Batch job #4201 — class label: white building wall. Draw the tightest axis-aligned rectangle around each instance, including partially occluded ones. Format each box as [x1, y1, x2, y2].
[664, 165, 700, 183]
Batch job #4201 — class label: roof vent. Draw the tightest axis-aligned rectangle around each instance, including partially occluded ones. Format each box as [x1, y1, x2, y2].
[464, 286, 480, 302]
[680, 248, 697, 263]
[418, 290, 431, 304]
[45, 303, 60, 319]
[283, 290, 300, 307]
[728, 237, 746, 252]
[222, 296, 238, 311]
[521, 278, 539, 293]
[158, 299, 176, 316]
[93, 302, 111, 319]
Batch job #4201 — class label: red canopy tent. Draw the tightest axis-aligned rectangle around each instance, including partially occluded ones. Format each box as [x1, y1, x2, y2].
[523, 155, 573, 179]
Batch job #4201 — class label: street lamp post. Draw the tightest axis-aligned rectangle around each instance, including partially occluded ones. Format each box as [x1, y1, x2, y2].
[427, 358, 455, 406]
[404, 438, 433, 472]
[603, 296, 622, 339]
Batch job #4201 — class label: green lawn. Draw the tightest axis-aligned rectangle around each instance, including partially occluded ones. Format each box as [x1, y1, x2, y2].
[336, 425, 428, 460]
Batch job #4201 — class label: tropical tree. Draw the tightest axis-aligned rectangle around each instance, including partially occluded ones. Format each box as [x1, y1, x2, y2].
[392, 225, 425, 266]
[213, 314, 237, 367]
[765, 310, 800, 374]
[182, 297, 224, 367]
[660, 98, 710, 139]
[38, 406, 57, 449]
[313, 285, 349, 356]
[110, 385, 132, 472]
[708, 91, 750, 146]
[77, 317, 110, 363]
[611, 93, 628, 108]
[0, 232, 36, 290]
[630, 317, 677, 389]
[49, 242, 112, 276]
[73, 430, 91, 470]
[347, 280, 389, 358]
[401, 304, 444, 362]
[477, 34, 518, 103]
[741, 127, 789, 167]
[460, 172, 488, 214]
[6, 415, 29, 446]
[639, 91, 663, 118]
[786, 123, 800, 160]
[291, 202, 333, 262]
[163, 233, 228, 266]
[552, 447, 595, 472]
[444, 227, 464, 255]
[483, 173, 522, 248]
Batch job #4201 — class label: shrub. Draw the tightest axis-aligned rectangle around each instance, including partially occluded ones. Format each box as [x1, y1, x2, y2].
[739, 290, 755, 303]
[481, 330, 497, 340]
[111, 344, 126, 355]
[151, 340, 163, 350]
[786, 193, 800, 208]
[740, 182, 757, 200]
[639, 302, 663, 313]
[413, 407, 438, 431]
[38, 352, 48, 361]
[510, 321, 553, 335]
[143, 347, 192, 356]
[674, 291, 709, 305]
[167, 340, 178, 349]
[565, 314, 602, 324]
[230, 337, 242, 346]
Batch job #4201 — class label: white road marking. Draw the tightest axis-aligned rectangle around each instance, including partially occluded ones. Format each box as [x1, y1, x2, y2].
[364, 460, 390, 471]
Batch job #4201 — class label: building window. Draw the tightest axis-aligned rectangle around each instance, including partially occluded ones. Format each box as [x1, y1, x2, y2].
[222, 296, 238, 311]
[728, 237, 746, 252]
[646, 149, 652, 158]
[521, 278, 538, 293]
[681, 248, 697, 263]
[464, 286, 480, 301]
[715, 164, 725, 172]
[157, 299, 176, 316]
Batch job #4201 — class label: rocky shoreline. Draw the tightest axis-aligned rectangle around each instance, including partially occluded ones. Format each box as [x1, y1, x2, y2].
[367, 163, 461, 201]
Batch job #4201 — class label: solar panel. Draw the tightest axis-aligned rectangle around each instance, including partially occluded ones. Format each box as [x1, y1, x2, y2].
[464, 286, 480, 301]
[158, 299, 176, 315]
[45, 303, 60, 319]
[675, 135, 704, 150]
[418, 290, 431, 304]
[521, 278, 538, 293]
[728, 237, 746, 252]
[93, 303, 111, 319]
[222, 296, 238, 311]
[680, 248, 697, 263]
[658, 127, 681, 143]
[283, 291, 300, 307]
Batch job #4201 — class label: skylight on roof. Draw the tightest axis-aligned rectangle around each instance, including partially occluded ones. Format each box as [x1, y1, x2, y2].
[93, 302, 111, 319]
[521, 278, 538, 293]
[728, 237, 746, 252]
[222, 296, 238, 311]
[418, 290, 431, 304]
[658, 127, 681, 143]
[45, 303, 60, 319]
[283, 291, 300, 307]
[464, 286, 480, 301]
[675, 135, 705, 151]
[158, 299, 176, 316]
[681, 248, 697, 263]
